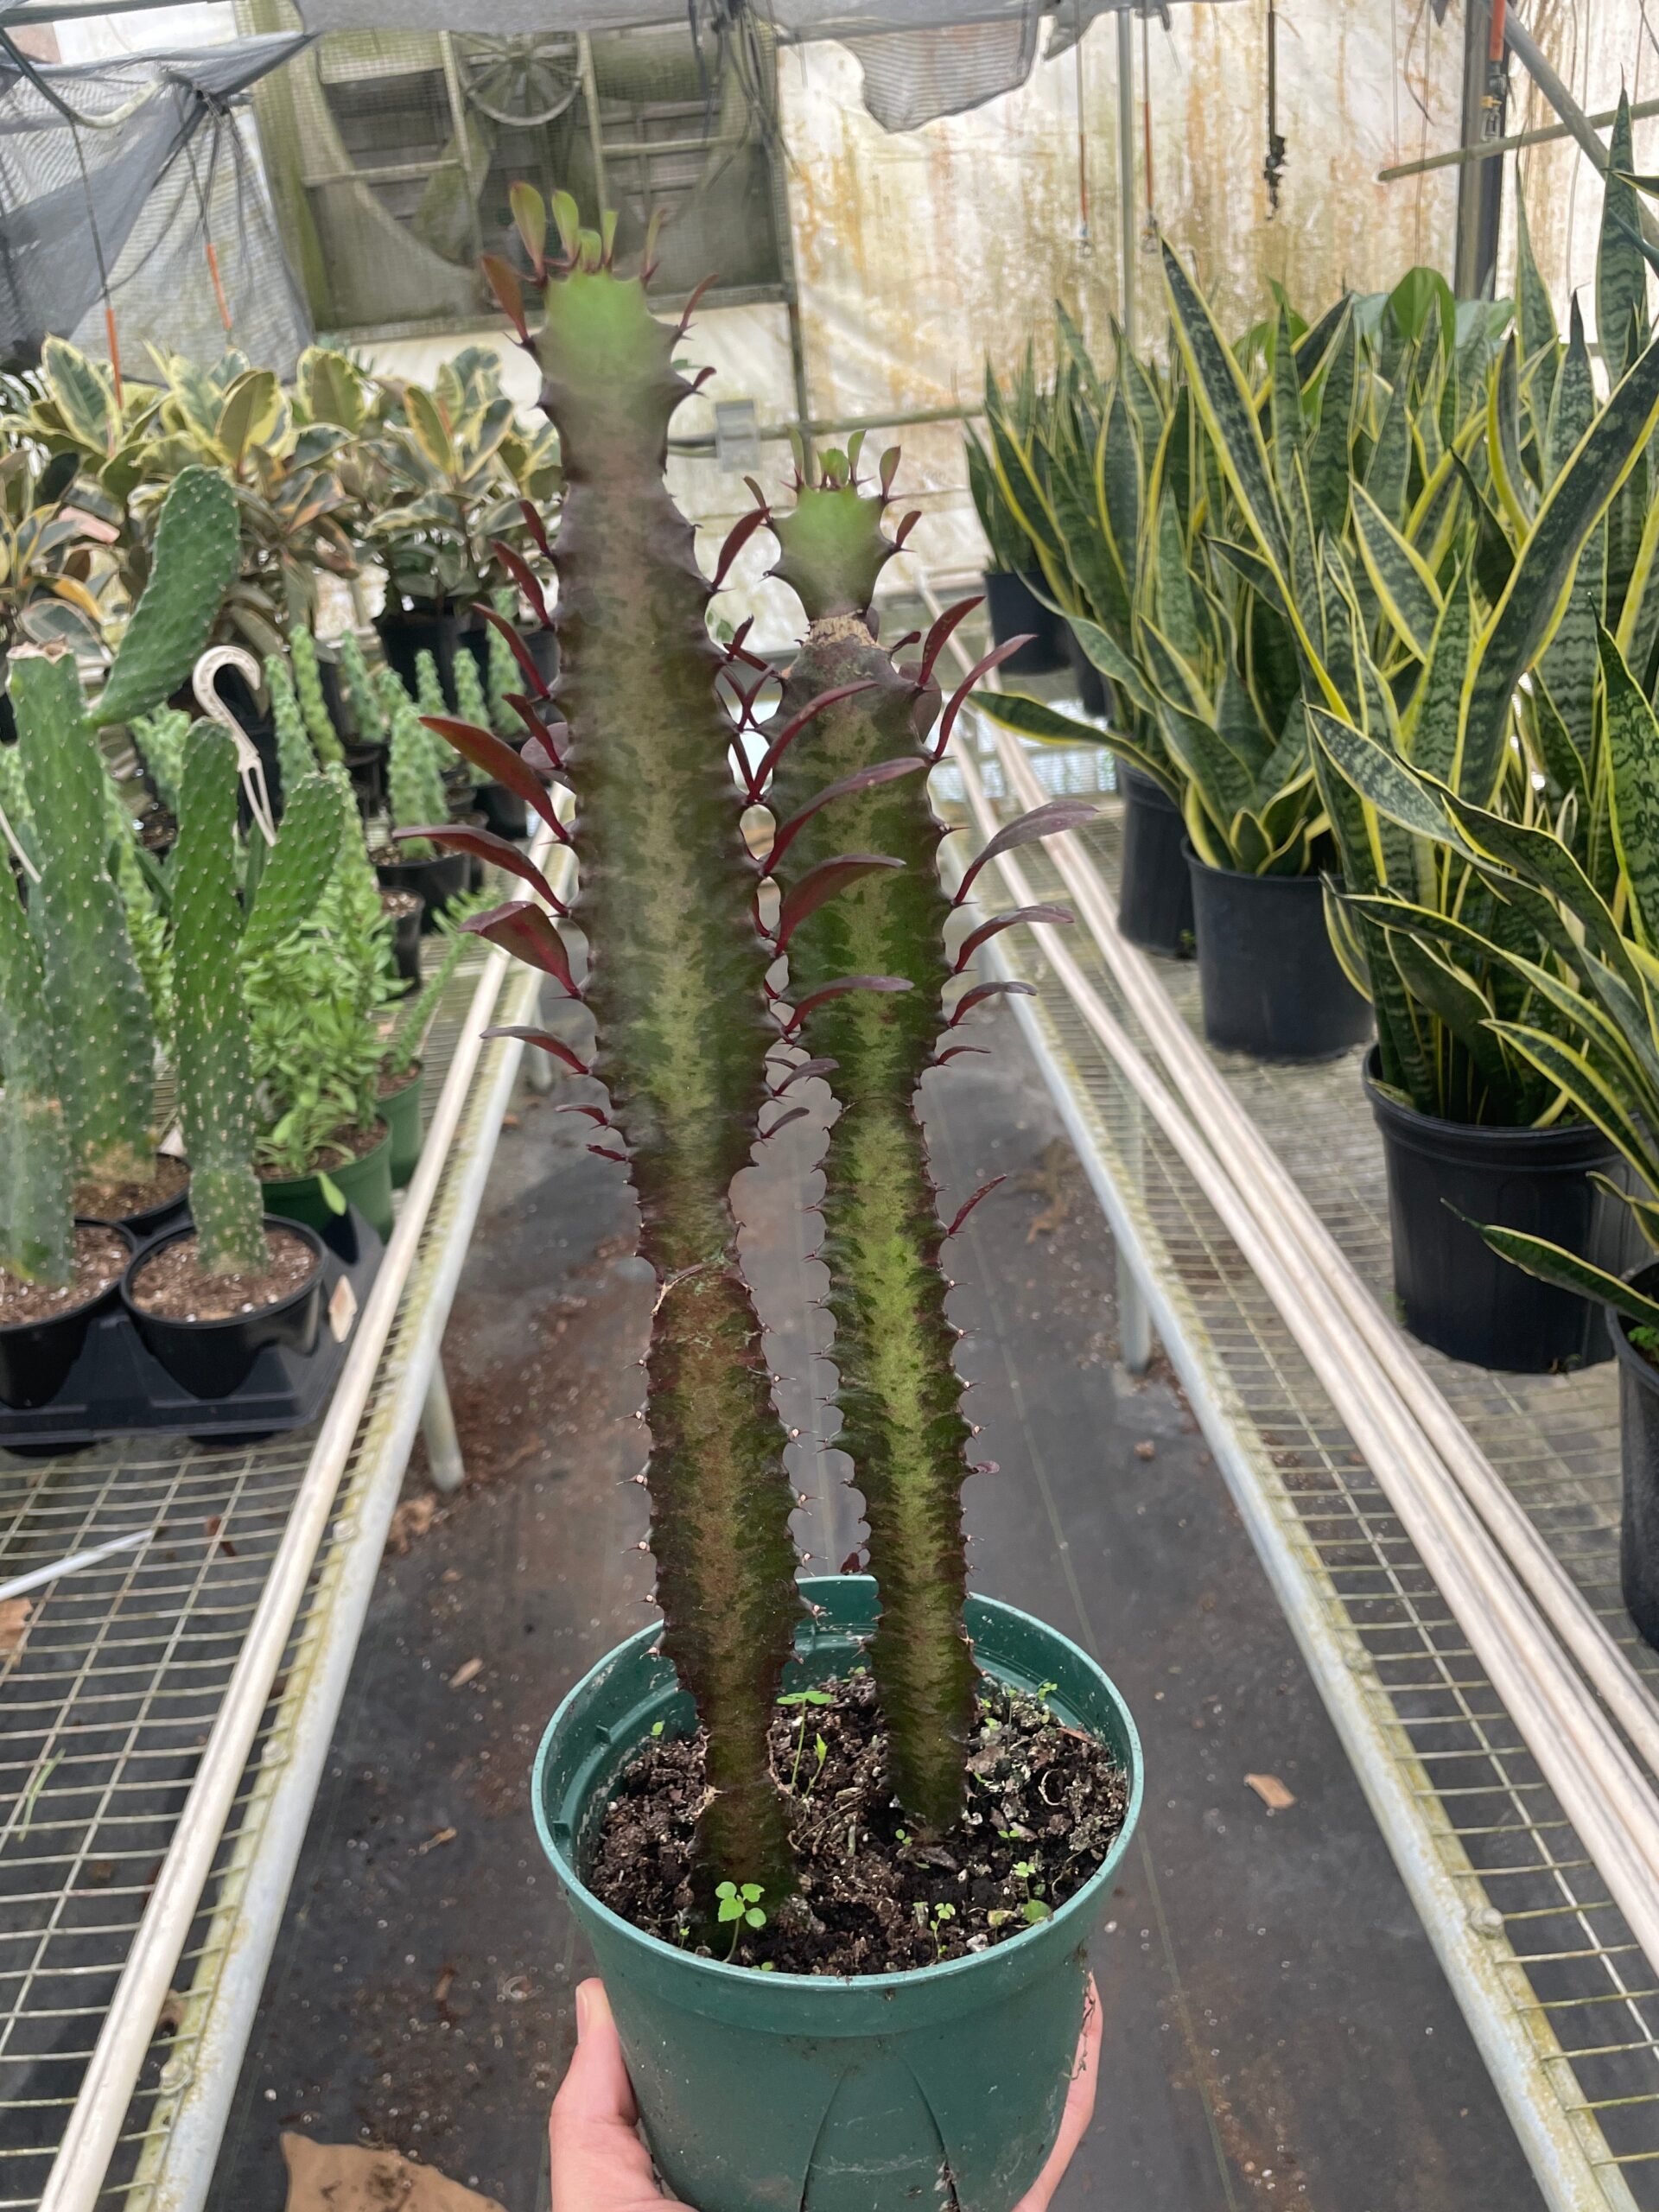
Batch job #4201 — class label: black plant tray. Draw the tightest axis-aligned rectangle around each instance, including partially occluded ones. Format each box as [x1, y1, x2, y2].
[0, 1208, 384, 1453]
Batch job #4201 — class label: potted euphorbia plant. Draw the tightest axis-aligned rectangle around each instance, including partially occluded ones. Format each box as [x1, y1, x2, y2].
[424, 192, 1141, 2212]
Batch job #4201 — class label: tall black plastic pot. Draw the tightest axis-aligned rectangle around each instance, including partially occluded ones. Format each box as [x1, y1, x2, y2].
[1363, 1050, 1641, 1371]
[1611, 1267, 1659, 1649]
[1187, 852, 1370, 1062]
[375, 848, 467, 929]
[982, 570, 1066, 674]
[121, 1217, 325, 1399]
[0, 1223, 134, 1410]
[375, 604, 488, 710]
[1062, 623, 1107, 716]
[1117, 766, 1192, 957]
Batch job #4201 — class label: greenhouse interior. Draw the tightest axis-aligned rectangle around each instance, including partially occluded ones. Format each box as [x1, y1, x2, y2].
[15, 1, 1659, 2208]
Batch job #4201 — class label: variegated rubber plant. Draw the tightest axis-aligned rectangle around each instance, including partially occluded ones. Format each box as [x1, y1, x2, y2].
[417, 194, 1086, 1894]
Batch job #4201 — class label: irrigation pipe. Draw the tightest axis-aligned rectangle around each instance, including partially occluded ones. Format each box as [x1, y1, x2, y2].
[38, 820, 563, 2212]
[980, 714, 1659, 1791]
[947, 739, 1659, 1974]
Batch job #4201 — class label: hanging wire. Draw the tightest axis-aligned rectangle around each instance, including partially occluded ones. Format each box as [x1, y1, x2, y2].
[1074, 0, 1091, 256]
[1139, 6, 1159, 251]
[1263, 0, 1287, 214]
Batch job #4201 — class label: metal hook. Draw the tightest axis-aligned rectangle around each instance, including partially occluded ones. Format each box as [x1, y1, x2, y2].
[193, 645, 277, 846]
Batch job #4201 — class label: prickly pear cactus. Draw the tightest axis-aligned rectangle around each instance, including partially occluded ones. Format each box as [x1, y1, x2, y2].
[0, 736, 35, 874]
[290, 626, 345, 765]
[173, 724, 266, 1276]
[130, 705, 191, 819]
[265, 652, 319, 808]
[336, 629, 385, 745]
[13, 648, 157, 1188]
[382, 667, 448, 858]
[0, 856, 72, 1286]
[240, 767, 346, 958]
[764, 456, 976, 1828]
[94, 466, 238, 728]
[518, 200, 801, 1894]
[414, 646, 448, 721]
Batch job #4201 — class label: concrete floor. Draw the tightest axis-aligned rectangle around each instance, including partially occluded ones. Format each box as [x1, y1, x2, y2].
[210, 1008, 1542, 2212]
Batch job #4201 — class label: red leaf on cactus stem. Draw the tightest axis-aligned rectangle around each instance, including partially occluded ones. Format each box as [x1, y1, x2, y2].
[518, 498, 552, 564]
[770, 1055, 838, 1093]
[783, 975, 912, 1032]
[410, 826, 567, 912]
[590, 1146, 629, 1163]
[506, 695, 569, 768]
[711, 506, 771, 594]
[482, 1025, 588, 1076]
[746, 681, 879, 801]
[765, 757, 928, 873]
[945, 1176, 1006, 1237]
[480, 604, 550, 699]
[689, 365, 716, 393]
[918, 595, 982, 689]
[775, 855, 902, 949]
[556, 1103, 610, 1123]
[676, 273, 720, 335]
[721, 616, 770, 674]
[879, 446, 900, 499]
[480, 256, 529, 343]
[946, 979, 1036, 1025]
[892, 508, 922, 550]
[422, 715, 564, 837]
[955, 800, 1097, 902]
[463, 899, 577, 994]
[933, 1045, 990, 1065]
[890, 631, 922, 653]
[932, 637, 1040, 760]
[761, 1105, 810, 1139]
[952, 903, 1072, 970]
[488, 538, 550, 629]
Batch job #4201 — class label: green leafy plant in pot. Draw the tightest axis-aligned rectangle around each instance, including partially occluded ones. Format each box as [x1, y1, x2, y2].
[963, 341, 1067, 676]
[436, 193, 1141, 2212]
[1160, 223, 1659, 1371]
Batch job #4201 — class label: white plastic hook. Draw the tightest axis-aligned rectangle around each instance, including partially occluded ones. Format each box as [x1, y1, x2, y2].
[193, 644, 277, 846]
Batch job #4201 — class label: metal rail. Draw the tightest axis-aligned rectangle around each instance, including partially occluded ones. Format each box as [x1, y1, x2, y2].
[933, 712, 1659, 2209]
[1, 830, 569, 2212]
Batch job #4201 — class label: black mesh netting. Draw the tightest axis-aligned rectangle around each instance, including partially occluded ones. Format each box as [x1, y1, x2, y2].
[0, 32, 313, 375]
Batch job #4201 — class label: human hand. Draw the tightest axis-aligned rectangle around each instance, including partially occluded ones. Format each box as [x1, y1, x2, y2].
[549, 1973, 1101, 2212]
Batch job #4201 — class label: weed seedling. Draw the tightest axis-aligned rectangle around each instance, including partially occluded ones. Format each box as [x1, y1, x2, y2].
[778, 1687, 833, 1791]
[1011, 1859, 1052, 1924]
[715, 1879, 767, 1961]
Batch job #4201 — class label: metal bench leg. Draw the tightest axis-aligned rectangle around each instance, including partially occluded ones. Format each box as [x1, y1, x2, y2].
[521, 980, 556, 1095]
[1117, 1245, 1153, 1375]
[422, 1357, 466, 1494]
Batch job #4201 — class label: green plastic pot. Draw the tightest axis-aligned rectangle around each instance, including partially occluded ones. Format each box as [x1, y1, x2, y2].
[532, 1574, 1142, 2212]
[261, 1122, 394, 1243]
[381, 1066, 423, 1189]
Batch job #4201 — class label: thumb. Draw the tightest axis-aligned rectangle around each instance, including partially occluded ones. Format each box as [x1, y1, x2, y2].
[549, 1980, 664, 2208]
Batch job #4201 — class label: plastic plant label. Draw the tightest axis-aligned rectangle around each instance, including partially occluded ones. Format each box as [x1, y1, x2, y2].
[327, 1275, 359, 1344]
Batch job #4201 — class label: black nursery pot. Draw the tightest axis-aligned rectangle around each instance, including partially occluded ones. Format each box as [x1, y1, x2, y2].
[344, 739, 387, 815]
[1363, 1050, 1642, 1372]
[476, 779, 529, 840]
[1186, 851, 1370, 1062]
[0, 1222, 134, 1411]
[1062, 623, 1108, 716]
[1610, 1266, 1659, 1649]
[982, 570, 1066, 674]
[385, 892, 425, 982]
[122, 1217, 325, 1400]
[1117, 766, 1193, 957]
[375, 604, 488, 711]
[375, 848, 468, 930]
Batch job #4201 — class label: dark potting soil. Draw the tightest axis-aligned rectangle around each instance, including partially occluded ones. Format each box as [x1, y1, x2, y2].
[379, 888, 422, 922]
[587, 1670, 1128, 1975]
[74, 1154, 188, 1222]
[0, 1225, 128, 1325]
[258, 1119, 388, 1179]
[130, 1226, 316, 1322]
[378, 1063, 421, 1098]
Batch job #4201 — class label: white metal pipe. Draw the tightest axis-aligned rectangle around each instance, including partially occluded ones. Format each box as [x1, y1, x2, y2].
[40, 826, 567, 2212]
[984, 719, 1659, 1790]
[950, 741, 1659, 1974]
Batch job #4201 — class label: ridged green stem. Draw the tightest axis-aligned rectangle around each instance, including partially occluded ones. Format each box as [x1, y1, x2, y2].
[266, 652, 320, 809]
[487, 585, 520, 738]
[533, 241, 800, 1894]
[414, 646, 448, 721]
[766, 471, 976, 1830]
[0, 855, 72, 1285]
[291, 626, 345, 764]
[382, 667, 448, 859]
[336, 630, 385, 744]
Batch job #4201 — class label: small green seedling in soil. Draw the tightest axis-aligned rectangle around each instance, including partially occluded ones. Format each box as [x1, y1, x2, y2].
[778, 1687, 833, 1792]
[912, 1898, 957, 1961]
[650, 1719, 665, 1738]
[715, 1880, 766, 1961]
[1011, 1858, 1052, 1923]
[1034, 1681, 1058, 1709]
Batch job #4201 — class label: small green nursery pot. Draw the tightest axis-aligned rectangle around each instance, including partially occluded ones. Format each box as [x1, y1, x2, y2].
[533, 1575, 1142, 2212]
[261, 1122, 394, 1243]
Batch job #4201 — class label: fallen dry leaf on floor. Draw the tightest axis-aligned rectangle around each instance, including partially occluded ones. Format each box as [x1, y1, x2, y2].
[282, 2135, 505, 2212]
[1245, 1772, 1296, 1812]
[385, 1497, 438, 1556]
[0, 1597, 31, 1653]
[500, 1110, 521, 1130]
[416, 1827, 456, 1855]
[448, 1656, 484, 1690]
[433, 1965, 455, 2005]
